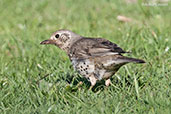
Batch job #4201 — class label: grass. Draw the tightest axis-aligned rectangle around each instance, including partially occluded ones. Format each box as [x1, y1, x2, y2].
[0, 0, 171, 113]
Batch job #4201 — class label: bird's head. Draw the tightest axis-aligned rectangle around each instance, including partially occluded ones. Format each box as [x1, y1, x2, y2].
[40, 29, 81, 52]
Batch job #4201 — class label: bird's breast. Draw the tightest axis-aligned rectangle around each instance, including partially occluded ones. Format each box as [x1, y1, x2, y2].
[71, 58, 95, 78]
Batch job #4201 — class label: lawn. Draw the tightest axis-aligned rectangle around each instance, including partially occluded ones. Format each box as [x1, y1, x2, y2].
[0, 0, 170, 113]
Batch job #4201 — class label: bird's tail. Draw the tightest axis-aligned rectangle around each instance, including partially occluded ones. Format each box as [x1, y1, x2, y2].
[117, 56, 145, 64]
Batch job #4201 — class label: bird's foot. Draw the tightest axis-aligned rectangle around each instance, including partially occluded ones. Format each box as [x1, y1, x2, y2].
[76, 81, 83, 87]
[105, 79, 111, 87]
[89, 75, 97, 90]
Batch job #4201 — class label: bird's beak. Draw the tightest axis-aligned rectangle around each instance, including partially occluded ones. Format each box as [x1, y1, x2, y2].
[40, 39, 55, 45]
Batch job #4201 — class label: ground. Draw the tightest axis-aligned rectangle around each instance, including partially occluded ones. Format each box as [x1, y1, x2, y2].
[0, 0, 170, 113]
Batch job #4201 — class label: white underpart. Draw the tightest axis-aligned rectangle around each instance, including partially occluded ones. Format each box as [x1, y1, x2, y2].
[89, 76, 97, 86]
[85, 59, 95, 73]
[71, 58, 78, 71]
[96, 69, 106, 80]
[105, 79, 111, 86]
[71, 58, 95, 77]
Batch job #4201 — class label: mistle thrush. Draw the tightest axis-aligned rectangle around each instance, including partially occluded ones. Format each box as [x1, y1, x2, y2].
[40, 29, 145, 89]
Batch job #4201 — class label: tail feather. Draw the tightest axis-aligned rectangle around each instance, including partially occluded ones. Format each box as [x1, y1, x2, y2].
[117, 57, 145, 64]
[125, 57, 145, 63]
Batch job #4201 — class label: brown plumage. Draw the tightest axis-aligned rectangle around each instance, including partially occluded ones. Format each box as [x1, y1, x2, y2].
[40, 29, 145, 89]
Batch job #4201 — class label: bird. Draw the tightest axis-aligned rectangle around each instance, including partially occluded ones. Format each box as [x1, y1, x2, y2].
[40, 29, 145, 90]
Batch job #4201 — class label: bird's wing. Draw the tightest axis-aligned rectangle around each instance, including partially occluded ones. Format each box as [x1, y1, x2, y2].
[70, 38, 128, 58]
[89, 38, 127, 55]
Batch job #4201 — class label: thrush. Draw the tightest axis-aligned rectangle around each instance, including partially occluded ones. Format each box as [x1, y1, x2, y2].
[40, 29, 145, 89]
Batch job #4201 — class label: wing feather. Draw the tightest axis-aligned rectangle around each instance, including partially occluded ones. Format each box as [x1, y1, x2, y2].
[70, 37, 127, 59]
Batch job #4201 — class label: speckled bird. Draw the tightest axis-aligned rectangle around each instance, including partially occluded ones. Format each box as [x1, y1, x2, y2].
[40, 29, 145, 89]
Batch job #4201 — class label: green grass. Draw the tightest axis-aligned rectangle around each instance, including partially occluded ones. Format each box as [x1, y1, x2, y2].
[0, 0, 171, 113]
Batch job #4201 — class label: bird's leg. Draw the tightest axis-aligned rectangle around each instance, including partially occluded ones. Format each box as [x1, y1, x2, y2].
[105, 78, 111, 87]
[76, 81, 83, 87]
[89, 75, 97, 90]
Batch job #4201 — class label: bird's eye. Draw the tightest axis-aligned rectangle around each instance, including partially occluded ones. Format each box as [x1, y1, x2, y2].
[55, 34, 60, 38]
